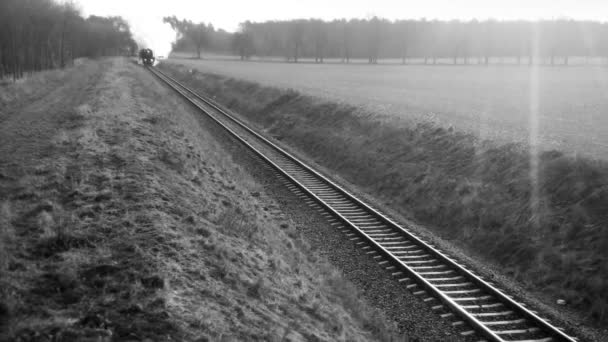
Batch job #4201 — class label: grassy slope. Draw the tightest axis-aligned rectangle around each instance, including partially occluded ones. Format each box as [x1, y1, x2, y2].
[0, 59, 397, 341]
[160, 63, 608, 325]
[0, 59, 87, 109]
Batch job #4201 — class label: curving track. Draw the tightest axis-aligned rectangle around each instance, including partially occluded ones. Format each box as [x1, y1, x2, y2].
[147, 65, 578, 342]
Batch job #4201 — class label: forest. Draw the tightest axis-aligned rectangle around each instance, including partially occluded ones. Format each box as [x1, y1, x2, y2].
[168, 17, 608, 64]
[0, 0, 137, 80]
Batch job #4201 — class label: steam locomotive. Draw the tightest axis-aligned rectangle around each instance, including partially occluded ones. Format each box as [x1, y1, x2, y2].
[139, 48, 155, 66]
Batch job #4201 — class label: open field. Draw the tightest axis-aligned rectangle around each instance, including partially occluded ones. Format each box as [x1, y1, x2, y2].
[172, 51, 608, 67]
[159, 63, 608, 336]
[167, 56, 608, 160]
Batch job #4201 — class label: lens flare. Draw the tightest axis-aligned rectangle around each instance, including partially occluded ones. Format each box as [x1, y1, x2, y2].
[528, 22, 541, 229]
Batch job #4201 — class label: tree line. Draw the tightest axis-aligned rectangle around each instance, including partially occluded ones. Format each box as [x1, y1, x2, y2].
[168, 17, 608, 65]
[0, 0, 137, 80]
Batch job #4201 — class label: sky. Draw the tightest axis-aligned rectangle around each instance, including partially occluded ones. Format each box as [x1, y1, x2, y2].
[74, 0, 608, 57]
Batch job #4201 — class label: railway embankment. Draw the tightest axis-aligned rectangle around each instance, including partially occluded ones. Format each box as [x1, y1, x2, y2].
[159, 62, 608, 330]
[0, 58, 401, 341]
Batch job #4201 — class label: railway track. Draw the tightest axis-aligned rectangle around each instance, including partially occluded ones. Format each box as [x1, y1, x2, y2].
[148, 65, 578, 342]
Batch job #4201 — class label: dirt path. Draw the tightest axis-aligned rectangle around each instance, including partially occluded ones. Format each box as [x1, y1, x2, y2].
[1, 58, 428, 341]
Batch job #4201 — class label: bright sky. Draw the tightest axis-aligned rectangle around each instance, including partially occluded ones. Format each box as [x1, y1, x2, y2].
[74, 0, 608, 57]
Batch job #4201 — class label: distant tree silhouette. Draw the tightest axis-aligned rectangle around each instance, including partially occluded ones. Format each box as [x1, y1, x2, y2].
[289, 20, 305, 62]
[167, 17, 608, 66]
[233, 23, 254, 60]
[481, 20, 495, 65]
[396, 20, 413, 64]
[163, 16, 211, 59]
[340, 19, 353, 63]
[0, 0, 136, 80]
[367, 17, 383, 64]
[312, 20, 328, 63]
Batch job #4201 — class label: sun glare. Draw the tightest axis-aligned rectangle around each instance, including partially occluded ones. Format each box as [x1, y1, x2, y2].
[528, 22, 541, 229]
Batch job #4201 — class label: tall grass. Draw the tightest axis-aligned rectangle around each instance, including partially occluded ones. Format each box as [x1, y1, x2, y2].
[0, 60, 85, 110]
[160, 63, 608, 325]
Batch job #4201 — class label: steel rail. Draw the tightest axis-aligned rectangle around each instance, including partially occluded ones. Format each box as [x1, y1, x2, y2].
[147, 65, 577, 342]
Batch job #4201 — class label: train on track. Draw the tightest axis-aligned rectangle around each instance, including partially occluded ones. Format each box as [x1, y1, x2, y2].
[139, 48, 155, 66]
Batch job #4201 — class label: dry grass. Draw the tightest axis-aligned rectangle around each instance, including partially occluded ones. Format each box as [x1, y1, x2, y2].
[1, 68, 73, 111]
[159, 63, 608, 326]
[0, 58, 401, 341]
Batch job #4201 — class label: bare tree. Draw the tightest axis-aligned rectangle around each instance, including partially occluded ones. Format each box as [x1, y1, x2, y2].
[481, 20, 495, 65]
[312, 20, 328, 63]
[367, 17, 382, 64]
[163, 16, 209, 59]
[340, 20, 352, 63]
[289, 20, 304, 63]
[396, 20, 413, 64]
[233, 23, 254, 60]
